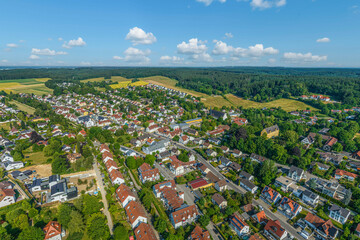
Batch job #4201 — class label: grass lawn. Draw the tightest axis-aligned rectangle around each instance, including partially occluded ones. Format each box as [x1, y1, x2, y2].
[24, 151, 48, 165]
[9, 100, 36, 114]
[0, 122, 12, 131]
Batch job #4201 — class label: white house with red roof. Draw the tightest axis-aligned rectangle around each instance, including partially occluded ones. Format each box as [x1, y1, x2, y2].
[116, 184, 136, 207]
[109, 169, 125, 185]
[230, 213, 250, 237]
[0, 189, 16, 208]
[43, 221, 65, 240]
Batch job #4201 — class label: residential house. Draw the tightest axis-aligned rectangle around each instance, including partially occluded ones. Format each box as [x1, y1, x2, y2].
[125, 201, 148, 229]
[0, 189, 16, 208]
[264, 220, 288, 240]
[239, 171, 254, 181]
[109, 169, 125, 185]
[209, 109, 227, 120]
[214, 180, 227, 192]
[275, 176, 294, 192]
[153, 180, 176, 198]
[229, 162, 241, 172]
[335, 169, 358, 181]
[190, 225, 210, 240]
[239, 179, 258, 194]
[288, 165, 306, 181]
[250, 153, 268, 164]
[116, 184, 136, 207]
[261, 186, 282, 204]
[134, 223, 157, 240]
[261, 125, 279, 138]
[279, 197, 302, 219]
[138, 163, 160, 183]
[211, 193, 227, 209]
[323, 137, 338, 151]
[170, 205, 198, 228]
[304, 213, 339, 240]
[43, 221, 65, 240]
[301, 190, 320, 206]
[252, 210, 267, 224]
[329, 204, 350, 224]
[230, 213, 250, 237]
[198, 163, 210, 175]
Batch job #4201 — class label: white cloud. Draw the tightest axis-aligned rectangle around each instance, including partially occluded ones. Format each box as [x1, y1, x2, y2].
[80, 61, 91, 66]
[213, 42, 279, 58]
[177, 38, 208, 54]
[196, 0, 226, 6]
[6, 43, 18, 48]
[29, 55, 40, 60]
[160, 56, 184, 64]
[58, 37, 63, 41]
[177, 38, 213, 62]
[62, 37, 86, 48]
[225, 32, 233, 38]
[268, 58, 276, 64]
[212, 40, 234, 55]
[31, 48, 68, 56]
[283, 52, 327, 62]
[126, 27, 157, 45]
[250, 0, 286, 9]
[113, 56, 123, 60]
[316, 37, 330, 43]
[1, 60, 8, 63]
[122, 47, 151, 63]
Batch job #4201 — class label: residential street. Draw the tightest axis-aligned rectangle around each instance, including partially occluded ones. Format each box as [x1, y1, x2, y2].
[93, 162, 114, 235]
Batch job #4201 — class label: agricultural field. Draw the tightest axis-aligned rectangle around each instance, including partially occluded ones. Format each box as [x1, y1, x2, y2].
[140, 76, 318, 111]
[0, 78, 53, 95]
[9, 100, 36, 114]
[110, 80, 148, 89]
[81, 76, 130, 83]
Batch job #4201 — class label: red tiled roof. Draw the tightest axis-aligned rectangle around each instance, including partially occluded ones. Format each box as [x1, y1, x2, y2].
[125, 201, 147, 225]
[264, 220, 286, 238]
[134, 223, 157, 240]
[188, 178, 209, 189]
[109, 169, 124, 182]
[335, 169, 358, 179]
[116, 184, 135, 204]
[171, 205, 198, 224]
[191, 225, 210, 240]
[43, 221, 62, 240]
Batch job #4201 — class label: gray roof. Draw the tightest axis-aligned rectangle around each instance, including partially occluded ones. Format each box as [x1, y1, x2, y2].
[329, 204, 350, 218]
[240, 171, 252, 180]
[50, 181, 67, 196]
[240, 179, 256, 190]
[302, 190, 318, 200]
[289, 165, 304, 176]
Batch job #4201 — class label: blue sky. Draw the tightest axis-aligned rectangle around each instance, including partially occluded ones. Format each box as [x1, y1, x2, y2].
[1, 0, 359, 67]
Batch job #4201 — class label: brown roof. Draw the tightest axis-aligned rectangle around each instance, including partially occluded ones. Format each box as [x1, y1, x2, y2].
[43, 221, 62, 240]
[105, 159, 118, 171]
[100, 144, 110, 152]
[109, 169, 124, 182]
[116, 184, 135, 204]
[141, 168, 160, 179]
[161, 188, 184, 210]
[153, 180, 176, 192]
[191, 225, 210, 240]
[253, 210, 267, 223]
[249, 233, 262, 240]
[212, 193, 226, 206]
[206, 172, 220, 183]
[134, 223, 157, 240]
[138, 163, 152, 172]
[356, 223, 360, 233]
[216, 179, 227, 188]
[264, 220, 286, 238]
[304, 212, 338, 238]
[125, 201, 147, 225]
[102, 151, 113, 160]
[242, 203, 254, 213]
[0, 189, 15, 202]
[171, 205, 198, 225]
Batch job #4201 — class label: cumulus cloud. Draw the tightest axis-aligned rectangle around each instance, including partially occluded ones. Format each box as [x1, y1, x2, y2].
[268, 58, 276, 64]
[31, 48, 68, 56]
[225, 32, 233, 38]
[29, 55, 40, 60]
[212, 41, 279, 58]
[250, 0, 286, 9]
[62, 37, 86, 48]
[6, 43, 18, 48]
[283, 52, 327, 62]
[58, 37, 63, 41]
[177, 38, 213, 62]
[177, 38, 208, 54]
[126, 27, 157, 45]
[212, 40, 234, 55]
[114, 47, 151, 64]
[196, 0, 226, 6]
[160, 56, 184, 64]
[316, 37, 330, 43]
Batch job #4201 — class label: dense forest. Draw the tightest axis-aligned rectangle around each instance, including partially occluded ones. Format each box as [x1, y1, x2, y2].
[1, 67, 360, 104]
